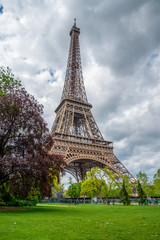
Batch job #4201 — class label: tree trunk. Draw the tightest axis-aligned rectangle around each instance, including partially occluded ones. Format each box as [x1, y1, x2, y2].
[99, 193, 103, 204]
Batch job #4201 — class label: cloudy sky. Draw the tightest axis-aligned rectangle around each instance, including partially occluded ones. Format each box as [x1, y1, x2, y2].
[0, 0, 160, 181]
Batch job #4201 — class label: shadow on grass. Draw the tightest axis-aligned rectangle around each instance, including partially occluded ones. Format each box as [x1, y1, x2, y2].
[0, 205, 80, 216]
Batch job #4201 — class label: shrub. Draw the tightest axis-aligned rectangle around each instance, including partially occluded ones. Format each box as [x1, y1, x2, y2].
[6, 199, 37, 206]
[0, 202, 6, 206]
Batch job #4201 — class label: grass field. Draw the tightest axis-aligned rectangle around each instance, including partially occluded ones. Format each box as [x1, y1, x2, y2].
[0, 204, 160, 240]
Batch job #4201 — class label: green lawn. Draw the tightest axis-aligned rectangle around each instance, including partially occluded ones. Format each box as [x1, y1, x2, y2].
[0, 204, 160, 240]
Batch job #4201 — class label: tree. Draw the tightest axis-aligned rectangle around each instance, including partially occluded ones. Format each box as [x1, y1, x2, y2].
[49, 175, 64, 200]
[119, 180, 131, 205]
[0, 69, 65, 200]
[81, 167, 119, 204]
[0, 66, 21, 95]
[67, 182, 81, 200]
[136, 171, 148, 186]
[136, 171, 148, 196]
[87, 167, 109, 203]
[137, 180, 146, 204]
[68, 177, 73, 185]
[81, 178, 99, 199]
[144, 185, 156, 197]
[153, 169, 160, 196]
[101, 169, 120, 201]
[123, 176, 133, 195]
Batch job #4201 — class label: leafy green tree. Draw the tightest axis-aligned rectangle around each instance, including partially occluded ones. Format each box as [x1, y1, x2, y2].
[86, 167, 110, 203]
[62, 190, 69, 198]
[136, 171, 148, 196]
[81, 167, 120, 203]
[101, 183, 109, 199]
[153, 169, 160, 196]
[109, 188, 120, 198]
[81, 178, 103, 201]
[67, 182, 81, 200]
[119, 180, 131, 205]
[0, 66, 21, 95]
[136, 171, 148, 186]
[51, 176, 64, 199]
[101, 170, 120, 201]
[123, 176, 133, 195]
[137, 180, 146, 204]
[144, 185, 156, 197]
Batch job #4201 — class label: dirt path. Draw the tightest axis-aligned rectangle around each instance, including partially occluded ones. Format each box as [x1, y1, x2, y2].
[0, 207, 26, 212]
[37, 204, 75, 208]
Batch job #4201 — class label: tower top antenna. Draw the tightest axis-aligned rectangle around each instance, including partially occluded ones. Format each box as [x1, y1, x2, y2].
[74, 18, 76, 26]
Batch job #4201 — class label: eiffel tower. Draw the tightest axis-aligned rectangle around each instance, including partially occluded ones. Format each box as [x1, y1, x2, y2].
[50, 20, 135, 183]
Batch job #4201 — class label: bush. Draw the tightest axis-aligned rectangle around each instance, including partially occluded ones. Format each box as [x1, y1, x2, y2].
[0, 202, 6, 206]
[0, 184, 38, 206]
[6, 199, 37, 206]
[0, 184, 14, 202]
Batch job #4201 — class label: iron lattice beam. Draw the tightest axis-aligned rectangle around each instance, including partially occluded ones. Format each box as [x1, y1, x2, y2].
[61, 23, 88, 103]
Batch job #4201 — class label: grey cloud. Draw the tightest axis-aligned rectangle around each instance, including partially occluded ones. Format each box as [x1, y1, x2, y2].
[78, 0, 160, 76]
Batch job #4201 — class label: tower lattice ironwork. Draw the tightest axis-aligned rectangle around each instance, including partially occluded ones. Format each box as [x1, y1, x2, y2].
[50, 21, 135, 182]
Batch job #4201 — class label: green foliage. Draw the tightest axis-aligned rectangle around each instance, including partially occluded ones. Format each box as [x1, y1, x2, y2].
[109, 188, 121, 197]
[137, 180, 146, 204]
[135, 170, 160, 197]
[153, 169, 160, 196]
[100, 169, 120, 199]
[0, 183, 37, 206]
[122, 176, 133, 195]
[101, 183, 109, 198]
[154, 169, 160, 180]
[49, 174, 63, 198]
[145, 185, 156, 197]
[119, 180, 131, 205]
[67, 182, 81, 199]
[0, 66, 21, 95]
[85, 167, 109, 203]
[6, 199, 37, 206]
[83, 167, 119, 203]
[62, 190, 69, 198]
[27, 186, 41, 202]
[101, 185, 120, 198]
[87, 167, 104, 179]
[81, 178, 101, 198]
[136, 171, 150, 196]
[0, 183, 14, 202]
[136, 171, 148, 186]
[154, 179, 160, 196]
[0, 202, 6, 206]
